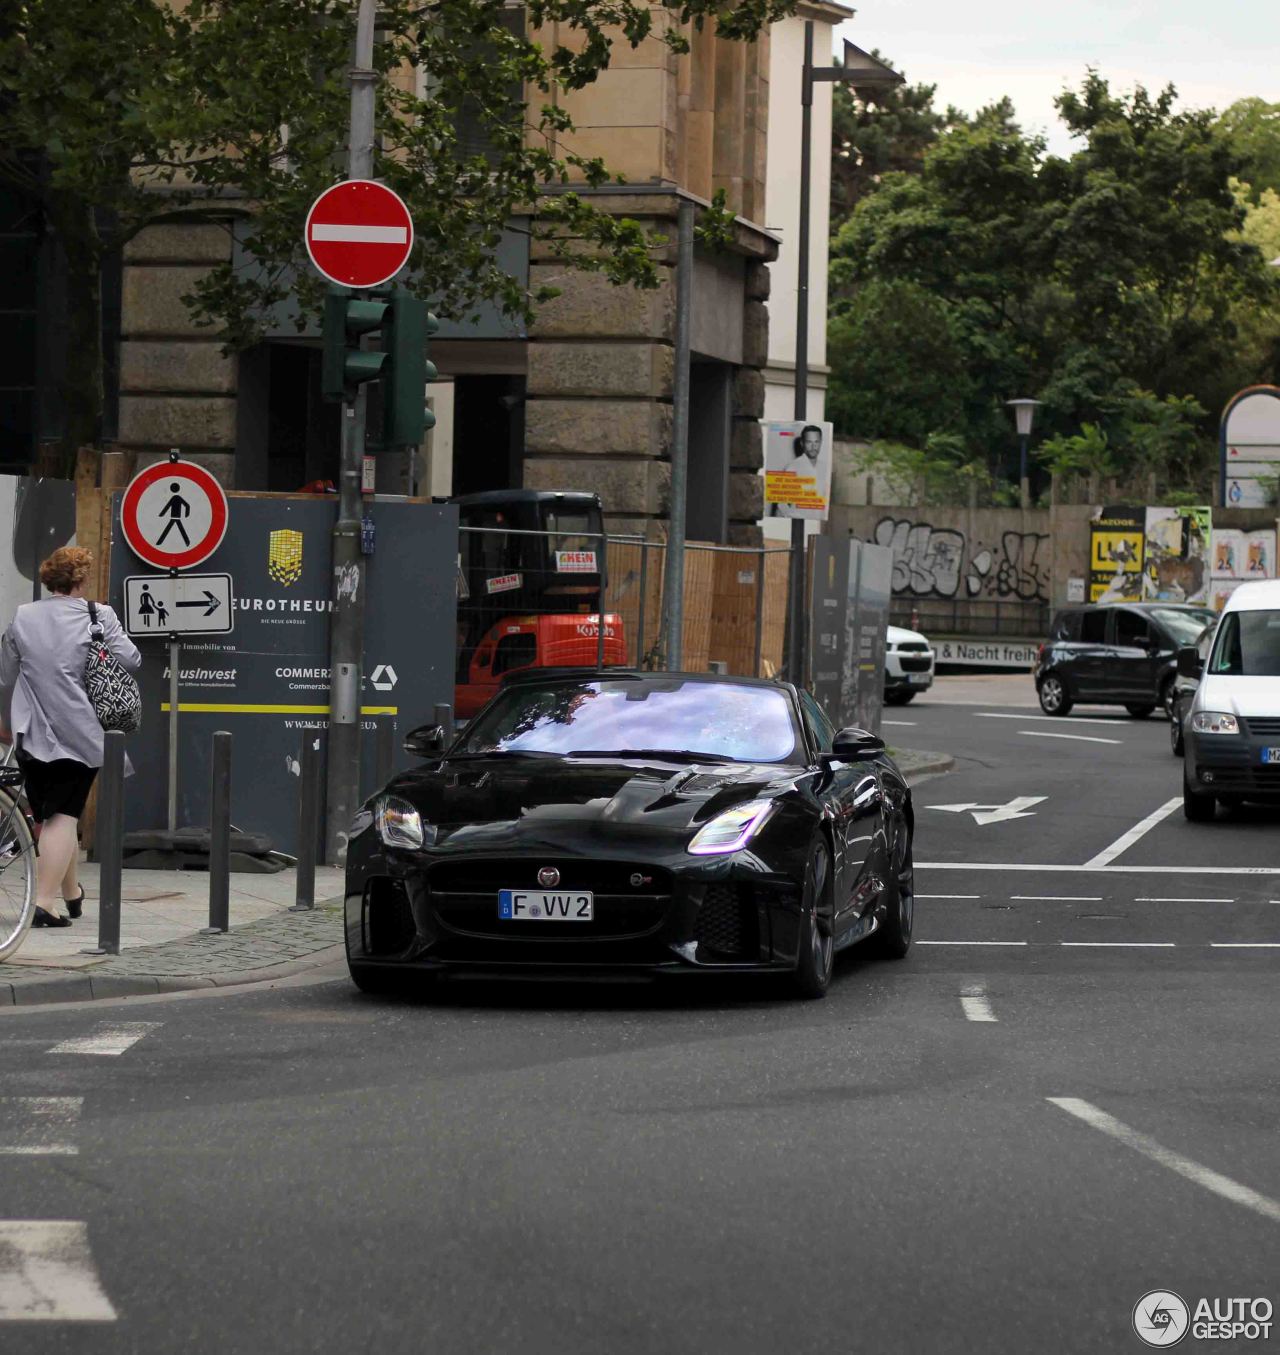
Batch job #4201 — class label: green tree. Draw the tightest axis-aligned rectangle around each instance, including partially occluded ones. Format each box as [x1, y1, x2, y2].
[1218, 98, 1280, 201]
[0, 0, 792, 467]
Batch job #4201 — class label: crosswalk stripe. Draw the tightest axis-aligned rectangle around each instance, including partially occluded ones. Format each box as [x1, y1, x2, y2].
[48, 1022, 161, 1056]
[0, 1098, 82, 1156]
[0, 1221, 117, 1320]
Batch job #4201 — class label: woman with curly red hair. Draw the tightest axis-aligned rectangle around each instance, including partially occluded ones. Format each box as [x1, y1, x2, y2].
[0, 547, 140, 927]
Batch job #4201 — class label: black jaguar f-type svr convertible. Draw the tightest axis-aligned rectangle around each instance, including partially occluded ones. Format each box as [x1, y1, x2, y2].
[344, 670, 914, 999]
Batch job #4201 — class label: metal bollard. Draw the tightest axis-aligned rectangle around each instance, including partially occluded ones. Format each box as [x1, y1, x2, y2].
[290, 734, 321, 913]
[84, 730, 126, 956]
[201, 731, 231, 935]
[433, 702, 454, 743]
[375, 717, 394, 790]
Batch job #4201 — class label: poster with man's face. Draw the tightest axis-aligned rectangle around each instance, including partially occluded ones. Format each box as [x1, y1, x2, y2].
[763, 421, 833, 521]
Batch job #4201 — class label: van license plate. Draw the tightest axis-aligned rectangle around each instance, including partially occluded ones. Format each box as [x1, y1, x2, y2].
[1261, 748, 1280, 765]
[498, 890, 593, 921]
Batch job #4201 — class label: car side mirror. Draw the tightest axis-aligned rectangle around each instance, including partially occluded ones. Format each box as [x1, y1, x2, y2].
[1177, 646, 1203, 680]
[830, 728, 886, 760]
[404, 723, 447, 758]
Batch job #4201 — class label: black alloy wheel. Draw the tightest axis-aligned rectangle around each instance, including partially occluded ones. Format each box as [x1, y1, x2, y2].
[1170, 705, 1185, 756]
[1161, 677, 1178, 721]
[884, 690, 916, 706]
[1182, 766, 1216, 822]
[1038, 673, 1073, 717]
[792, 842, 835, 999]
[870, 822, 913, 959]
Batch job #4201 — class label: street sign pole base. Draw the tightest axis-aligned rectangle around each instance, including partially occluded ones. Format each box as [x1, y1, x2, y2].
[287, 902, 315, 913]
[199, 926, 227, 936]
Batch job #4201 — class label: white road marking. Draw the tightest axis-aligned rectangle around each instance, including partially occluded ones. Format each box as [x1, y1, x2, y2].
[917, 894, 981, 900]
[1211, 942, 1280, 948]
[1047, 1097, 1280, 1225]
[49, 1022, 161, 1056]
[1082, 796, 1182, 869]
[882, 720, 917, 727]
[0, 1098, 81, 1156]
[927, 796, 1045, 825]
[0, 1221, 117, 1320]
[1135, 897, 1233, 904]
[1010, 895, 1103, 902]
[310, 223, 407, 244]
[1061, 941, 1175, 948]
[1018, 730, 1122, 745]
[978, 713, 1129, 727]
[918, 862, 1280, 875]
[916, 940, 1028, 946]
[960, 984, 997, 1022]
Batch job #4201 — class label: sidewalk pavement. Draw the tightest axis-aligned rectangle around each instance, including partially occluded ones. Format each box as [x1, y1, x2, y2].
[1, 751, 954, 1008]
[1, 863, 347, 1007]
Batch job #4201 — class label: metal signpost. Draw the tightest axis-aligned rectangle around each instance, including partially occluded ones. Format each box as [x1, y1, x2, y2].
[119, 451, 233, 840]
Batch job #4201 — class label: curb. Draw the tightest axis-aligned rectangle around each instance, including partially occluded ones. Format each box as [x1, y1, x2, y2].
[1, 943, 348, 1009]
[899, 752, 956, 786]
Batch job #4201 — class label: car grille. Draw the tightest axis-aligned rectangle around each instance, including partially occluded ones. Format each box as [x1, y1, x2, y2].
[1244, 717, 1280, 737]
[695, 883, 760, 962]
[897, 655, 932, 673]
[427, 858, 672, 940]
[896, 641, 929, 652]
[363, 877, 417, 957]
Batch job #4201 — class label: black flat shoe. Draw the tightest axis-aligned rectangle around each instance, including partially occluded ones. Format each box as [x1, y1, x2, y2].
[64, 887, 85, 920]
[33, 908, 72, 928]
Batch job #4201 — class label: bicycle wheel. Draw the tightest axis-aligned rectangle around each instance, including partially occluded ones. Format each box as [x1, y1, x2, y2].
[0, 791, 37, 962]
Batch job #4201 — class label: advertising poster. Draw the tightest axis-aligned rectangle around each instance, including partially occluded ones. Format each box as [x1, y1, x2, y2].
[1245, 529, 1276, 579]
[109, 494, 457, 856]
[1142, 506, 1209, 604]
[1089, 506, 1145, 602]
[763, 420, 833, 521]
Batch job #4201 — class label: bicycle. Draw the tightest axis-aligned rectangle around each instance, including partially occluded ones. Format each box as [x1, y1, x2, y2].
[0, 744, 38, 962]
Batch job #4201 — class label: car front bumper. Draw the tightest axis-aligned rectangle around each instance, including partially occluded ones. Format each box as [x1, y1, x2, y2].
[1185, 731, 1280, 799]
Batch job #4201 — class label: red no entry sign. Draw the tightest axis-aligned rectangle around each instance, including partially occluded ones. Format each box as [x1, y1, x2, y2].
[121, 460, 229, 571]
[304, 179, 414, 289]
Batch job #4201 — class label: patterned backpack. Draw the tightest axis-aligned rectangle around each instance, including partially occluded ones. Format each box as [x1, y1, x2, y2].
[84, 602, 142, 734]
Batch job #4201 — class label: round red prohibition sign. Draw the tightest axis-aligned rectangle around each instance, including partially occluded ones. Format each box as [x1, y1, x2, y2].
[305, 179, 414, 289]
[120, 461, 229, 570]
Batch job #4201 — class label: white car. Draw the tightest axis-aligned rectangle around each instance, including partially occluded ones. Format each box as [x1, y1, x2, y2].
[884, 624, 935, 706]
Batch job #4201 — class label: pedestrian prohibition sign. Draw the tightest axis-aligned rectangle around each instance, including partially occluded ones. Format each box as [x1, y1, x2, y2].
[120, 459, 229, 571]
[304, 179, 414, 289]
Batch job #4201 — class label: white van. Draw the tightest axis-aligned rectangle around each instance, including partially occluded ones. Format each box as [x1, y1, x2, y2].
[1182, 579, 1280, 820]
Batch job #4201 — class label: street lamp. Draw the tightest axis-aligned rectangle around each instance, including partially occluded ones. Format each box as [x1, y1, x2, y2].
[785, 30, 902, 685]
[1006, 398, 1041, 510]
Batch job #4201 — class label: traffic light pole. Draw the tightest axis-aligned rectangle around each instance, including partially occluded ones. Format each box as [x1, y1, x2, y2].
[324, 0, 377, 864]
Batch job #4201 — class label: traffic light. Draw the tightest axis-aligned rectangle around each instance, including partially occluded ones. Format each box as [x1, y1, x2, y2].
[381, 290, 440, 447]
[321, 287, 389, 403]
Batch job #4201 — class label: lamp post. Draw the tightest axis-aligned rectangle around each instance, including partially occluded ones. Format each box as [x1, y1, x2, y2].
[785, 30, 902, 685]
[1006, 398, 1041, 511]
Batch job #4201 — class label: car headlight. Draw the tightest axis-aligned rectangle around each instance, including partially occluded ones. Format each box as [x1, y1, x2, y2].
[376, 795, 427, 848]
[1190, 711, 1240, 735]
[689, 799, 776, 855]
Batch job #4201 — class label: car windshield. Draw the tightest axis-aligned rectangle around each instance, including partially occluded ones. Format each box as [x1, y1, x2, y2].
[1209, 610, 1280, 676]
[460, 678, 803, 763]
[1151, 608, 1217, 646]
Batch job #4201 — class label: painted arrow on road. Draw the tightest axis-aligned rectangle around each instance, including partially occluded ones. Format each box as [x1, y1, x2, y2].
[926, 796, 1046, 826]
[175, 590, 221, 617]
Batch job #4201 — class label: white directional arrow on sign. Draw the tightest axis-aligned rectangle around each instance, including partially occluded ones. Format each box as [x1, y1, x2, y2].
[926, 796, 1046, 826]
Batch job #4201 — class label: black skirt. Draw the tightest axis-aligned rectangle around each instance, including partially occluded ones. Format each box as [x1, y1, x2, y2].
[16, 750, 98, 822]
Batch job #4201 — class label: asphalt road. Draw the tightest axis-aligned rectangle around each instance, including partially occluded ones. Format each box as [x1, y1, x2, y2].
[3, 677, 1278, 1354]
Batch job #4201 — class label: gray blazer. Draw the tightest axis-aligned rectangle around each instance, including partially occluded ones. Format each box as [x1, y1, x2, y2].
[0, 596, 141, 767]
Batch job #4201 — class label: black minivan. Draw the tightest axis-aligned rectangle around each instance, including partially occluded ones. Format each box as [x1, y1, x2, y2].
[1035, 603, 1217, 718]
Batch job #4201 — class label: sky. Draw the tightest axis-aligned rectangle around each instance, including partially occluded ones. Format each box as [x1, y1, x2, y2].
[834, 0, 1277, 156]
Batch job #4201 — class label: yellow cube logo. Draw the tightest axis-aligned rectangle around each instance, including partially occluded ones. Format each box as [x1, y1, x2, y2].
[268, 529, 303, 586]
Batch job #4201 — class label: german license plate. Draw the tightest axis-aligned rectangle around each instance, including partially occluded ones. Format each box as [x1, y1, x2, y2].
[1261, 748, 1280, 764]
[498, 890, 594, 921]
[908, 673, 931, 685]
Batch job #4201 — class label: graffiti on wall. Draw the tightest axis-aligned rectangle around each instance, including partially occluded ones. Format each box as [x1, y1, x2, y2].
[872, 517, 1050, 603]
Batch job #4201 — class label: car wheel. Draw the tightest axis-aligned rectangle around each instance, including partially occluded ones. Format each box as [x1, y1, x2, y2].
[1038, 672, 1073, 717]
[1161, 677, 1177, 721]
[1182, 768, 1216, 822]
[792, 842, 834, 999]
[1125, 703, 1156, 719]
[870, 822, 913, 960]
[884, 690, 916, 706]
[1170, 707, 1184, 756]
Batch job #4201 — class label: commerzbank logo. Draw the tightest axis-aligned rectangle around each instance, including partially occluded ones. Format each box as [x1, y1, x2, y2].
[268, 530, 303, 586]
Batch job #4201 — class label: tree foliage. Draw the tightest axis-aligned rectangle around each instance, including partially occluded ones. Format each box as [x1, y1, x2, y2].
[829, 71, 1280, 498]
[0, 0, 793, 462]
